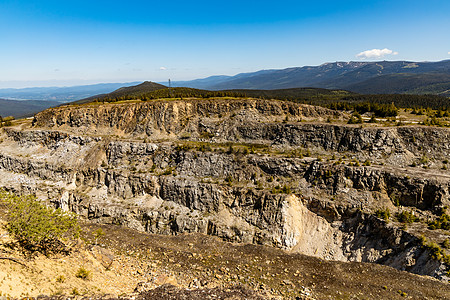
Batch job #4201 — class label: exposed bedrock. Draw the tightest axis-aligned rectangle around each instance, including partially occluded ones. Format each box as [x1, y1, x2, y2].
[0, 126, 449, 280]
[2, 98, 450, 281]
[31, 100, 449, 164]
[32, 99, 342, 136]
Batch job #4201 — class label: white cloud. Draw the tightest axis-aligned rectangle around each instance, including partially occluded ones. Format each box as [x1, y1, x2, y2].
[448, 51, 450, 55]
[159, 66, 167, 70]
[356, 48, 398, 59]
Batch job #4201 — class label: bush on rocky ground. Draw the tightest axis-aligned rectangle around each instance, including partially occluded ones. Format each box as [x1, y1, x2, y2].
[0, 190, 80, 255]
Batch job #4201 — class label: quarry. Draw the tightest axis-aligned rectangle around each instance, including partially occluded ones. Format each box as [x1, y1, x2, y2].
[0, 97, 449, 298]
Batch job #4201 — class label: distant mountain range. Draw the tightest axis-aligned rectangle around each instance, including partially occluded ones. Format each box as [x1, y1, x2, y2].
[173, 60, 450, 96]
[0, 82, 141, 101]
[0, 82, 141, 118]
[0, 99, 60, 118]
[1, 60, 449, 118]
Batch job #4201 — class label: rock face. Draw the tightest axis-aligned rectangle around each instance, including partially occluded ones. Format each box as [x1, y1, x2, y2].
[33, 99, 342, 137]
[1, 98, 450, 281]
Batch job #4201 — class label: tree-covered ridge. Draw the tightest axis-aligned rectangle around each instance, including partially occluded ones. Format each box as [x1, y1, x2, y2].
[77, 85, 450, 119]
[83, 87, 246, 103]
[73, 81, 166, 104]
[225, 87, 352, 98]
[344, 73, 450, 96]
[305, 93, 450, 110]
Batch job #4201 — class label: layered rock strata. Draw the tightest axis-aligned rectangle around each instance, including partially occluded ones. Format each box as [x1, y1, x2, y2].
[0, 98, 449, 280]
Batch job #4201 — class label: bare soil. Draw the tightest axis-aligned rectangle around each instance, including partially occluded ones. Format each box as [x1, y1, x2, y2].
[1, 219, 450, 299]
[87, 223, 450, 299]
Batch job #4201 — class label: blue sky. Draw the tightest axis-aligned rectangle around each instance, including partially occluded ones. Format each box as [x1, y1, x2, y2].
[1, 0, 449, 88]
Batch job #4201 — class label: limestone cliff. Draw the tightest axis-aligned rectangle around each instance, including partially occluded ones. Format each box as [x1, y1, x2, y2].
[1, 98, 449, 281]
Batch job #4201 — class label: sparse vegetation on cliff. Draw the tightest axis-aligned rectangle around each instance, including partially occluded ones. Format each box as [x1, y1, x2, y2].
[375, 207, 391, 221]
[428, 213, 450, 230]
[396, 210, 420, 224]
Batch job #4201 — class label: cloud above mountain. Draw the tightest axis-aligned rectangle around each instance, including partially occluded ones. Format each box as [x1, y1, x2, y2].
[356, 48, 398, 59]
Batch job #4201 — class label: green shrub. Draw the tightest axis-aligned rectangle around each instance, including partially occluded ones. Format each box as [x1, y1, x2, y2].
[428, 213, 450, 230]
[94, 228, 105, 245]
[397, 290, 407, 297]
[0, 116, 14, 127]
[375, 207, 390, 221]
[1, 190, 80, 254]
[199, 131, 214, 139]
[305, 149, 311, 157]
[197, 144, 212, 152]
[422, 117, 445, 127]
[347, 112, 363, 124]
[419, 155, 429, 165]
[161, 167, 174, 175]
[389, 192, 401, 206]
[426, 242, 443, 260]
[75, 267, 91, 280]
[396, 210, 419, 223]
[270, 184, 291, 194]
[281, 185, 291, 194]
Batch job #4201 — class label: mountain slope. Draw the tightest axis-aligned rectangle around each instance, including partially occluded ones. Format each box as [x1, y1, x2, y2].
[171, 75, 232, 90]
[73, 81, 167, 104]
[344, 73, 450, 96]
[175, 60, 450, 94]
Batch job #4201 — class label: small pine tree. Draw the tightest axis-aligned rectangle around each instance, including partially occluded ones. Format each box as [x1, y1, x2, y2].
[348, 112, 363, 124]
[1, 190, 80, 254]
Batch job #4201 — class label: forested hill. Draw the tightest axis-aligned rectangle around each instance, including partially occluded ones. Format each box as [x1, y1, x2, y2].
[344, 73, 450, 96]
[72, 81, 167, 104]
[0, 99, 59, 118]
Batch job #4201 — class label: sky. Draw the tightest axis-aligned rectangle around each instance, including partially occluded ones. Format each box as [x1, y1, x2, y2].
[0, 0, 449, 88]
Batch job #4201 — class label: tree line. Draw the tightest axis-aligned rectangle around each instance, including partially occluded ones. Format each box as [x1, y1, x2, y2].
[88, 87, 449, 116]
